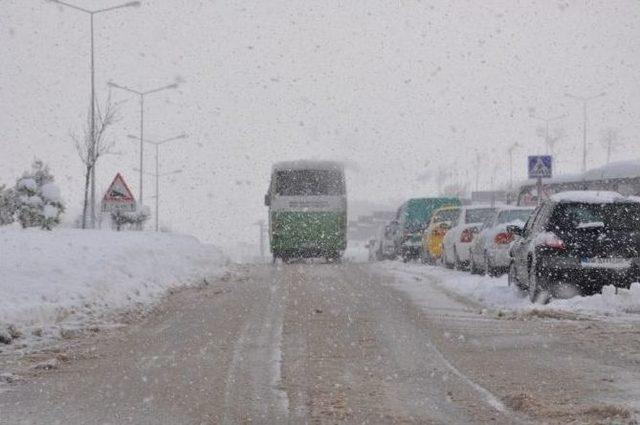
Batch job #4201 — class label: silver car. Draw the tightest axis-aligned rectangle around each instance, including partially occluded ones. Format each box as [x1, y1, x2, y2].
[469, 206, 534, 276]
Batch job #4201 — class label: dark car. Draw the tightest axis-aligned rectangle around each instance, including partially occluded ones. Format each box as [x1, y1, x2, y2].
[507, 191, 640, 303]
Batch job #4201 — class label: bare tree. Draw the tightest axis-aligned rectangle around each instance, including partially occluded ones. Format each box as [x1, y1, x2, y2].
[599, 127, 621, 164]
[72, 94, 119, 229]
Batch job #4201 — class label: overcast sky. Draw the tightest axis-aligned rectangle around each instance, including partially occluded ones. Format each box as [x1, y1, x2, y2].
[2, 0, 640, 248]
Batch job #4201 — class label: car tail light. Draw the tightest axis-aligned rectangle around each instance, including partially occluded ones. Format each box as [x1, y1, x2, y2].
[537, 232, 566, 250]
[460, 227, 477, 243]
[494, 232, 514, 245]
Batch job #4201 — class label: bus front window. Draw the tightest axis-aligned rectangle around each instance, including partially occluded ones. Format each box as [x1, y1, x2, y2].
[275, 170, 345, 196]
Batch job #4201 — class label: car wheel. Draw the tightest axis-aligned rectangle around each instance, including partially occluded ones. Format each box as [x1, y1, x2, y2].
[454, 247, 464, 271]
[469, 253, 481, 275]
[529, 261, 551, 304]
[508, 262, 527, 296]
[442, 248, 453, 269]
[484, 253, 495, 277]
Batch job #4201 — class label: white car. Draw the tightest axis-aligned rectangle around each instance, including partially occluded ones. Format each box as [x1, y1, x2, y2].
[441, 206, 497, 270]
[468, 207, 534, 276]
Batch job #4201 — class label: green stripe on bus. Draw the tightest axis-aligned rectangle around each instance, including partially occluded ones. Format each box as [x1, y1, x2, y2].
[270, 211, 346, 251]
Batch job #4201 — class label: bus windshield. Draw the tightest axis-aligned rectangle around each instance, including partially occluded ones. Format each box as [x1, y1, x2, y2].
[275, 169, 345, 196]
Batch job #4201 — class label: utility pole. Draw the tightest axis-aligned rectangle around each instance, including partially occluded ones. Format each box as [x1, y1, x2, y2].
[128, 134, 186, 231]
[108, 81, 178, 206]
[565, 92, 606, 172]
[254, 220, 266, 261]
[474, 151, 481, 193]
[507, 142, 520, 191]
[49, 0, 141, 228]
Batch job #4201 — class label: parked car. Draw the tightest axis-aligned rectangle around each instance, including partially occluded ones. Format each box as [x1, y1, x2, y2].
[420, 206, 461, 264]
[393, 197, 461, 262]
[469, 206, 534, 276]
[441, 205, 497, 269]
[508, 191, 640, 303]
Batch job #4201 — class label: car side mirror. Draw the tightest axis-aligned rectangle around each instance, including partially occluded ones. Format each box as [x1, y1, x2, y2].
[507, 225, 523, 237]
[264, 194, 271, 206]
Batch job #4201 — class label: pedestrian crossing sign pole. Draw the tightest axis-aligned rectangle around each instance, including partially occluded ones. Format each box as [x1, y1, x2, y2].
[528, 155, 553, 205]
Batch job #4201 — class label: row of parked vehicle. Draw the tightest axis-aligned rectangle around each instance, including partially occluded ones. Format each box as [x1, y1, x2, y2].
[368, 191, 640, 302]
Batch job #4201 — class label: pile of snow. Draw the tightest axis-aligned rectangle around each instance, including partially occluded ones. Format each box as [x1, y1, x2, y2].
[380, 263, 640, 318]
[0, 227, 228, 345]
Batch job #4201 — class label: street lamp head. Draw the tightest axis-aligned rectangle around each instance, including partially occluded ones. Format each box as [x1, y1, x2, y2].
[127, 134, 139, 140]
[125, 1, 142, 7]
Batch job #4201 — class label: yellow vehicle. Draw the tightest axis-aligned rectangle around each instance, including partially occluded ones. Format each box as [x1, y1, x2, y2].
[421, 206, 461, 264]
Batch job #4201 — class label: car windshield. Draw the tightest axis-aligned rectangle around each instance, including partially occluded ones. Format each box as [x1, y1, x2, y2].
[497, 209, 533, 225]
[551, 203, 640, 232]
[465, 208, 496, 225]
[433, 209, 459, 224]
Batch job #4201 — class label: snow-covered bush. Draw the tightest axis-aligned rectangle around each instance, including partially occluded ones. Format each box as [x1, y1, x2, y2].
[15, 159, 65, 230]
[0, 184, 16, 226]
[111, 206, 150, 231]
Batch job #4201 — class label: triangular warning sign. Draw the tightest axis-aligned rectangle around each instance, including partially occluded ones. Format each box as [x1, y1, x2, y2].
[103, 173, 135, 202]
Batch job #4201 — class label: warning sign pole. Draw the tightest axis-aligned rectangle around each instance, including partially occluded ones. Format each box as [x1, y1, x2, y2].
[536, 176, 543, 206]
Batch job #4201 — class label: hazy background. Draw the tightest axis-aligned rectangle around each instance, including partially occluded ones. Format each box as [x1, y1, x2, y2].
[2, 0, 640, 250]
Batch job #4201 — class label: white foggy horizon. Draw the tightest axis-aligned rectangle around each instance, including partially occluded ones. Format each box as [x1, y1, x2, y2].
[2, 0, 640, 247]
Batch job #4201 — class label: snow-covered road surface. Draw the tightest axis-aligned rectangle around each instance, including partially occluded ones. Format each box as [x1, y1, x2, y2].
[1, 262, 638, 424]
[380, 261, 640, 320]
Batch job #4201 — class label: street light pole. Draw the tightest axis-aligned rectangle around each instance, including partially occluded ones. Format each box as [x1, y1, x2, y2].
[133, 168, 182, 231]
[108, 81, 178, 206]
[565, 92, 606, 172]
[128, 134, 186, 231]
[532, 113, 565, 154]
[89, 13, 95, 227]
[507, 142, 521, 191]
[49, 0, 141, 228]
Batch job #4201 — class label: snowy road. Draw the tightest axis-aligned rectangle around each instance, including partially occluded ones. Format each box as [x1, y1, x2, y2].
[1, 263, 639, 424]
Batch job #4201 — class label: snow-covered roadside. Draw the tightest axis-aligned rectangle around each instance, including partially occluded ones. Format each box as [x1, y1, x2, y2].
[0, 227, 229, 347]
[344, 241, 369, 263]
[377, 262, 640, 319]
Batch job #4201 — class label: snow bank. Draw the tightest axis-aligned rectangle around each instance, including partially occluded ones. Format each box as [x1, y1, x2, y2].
[344, 241, 369, 263]
[0, 228, 228, 341]
[379, 263, 640, 319]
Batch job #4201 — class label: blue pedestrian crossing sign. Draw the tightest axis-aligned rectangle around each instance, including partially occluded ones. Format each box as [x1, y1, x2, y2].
[528, 155, 553, 179]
